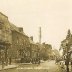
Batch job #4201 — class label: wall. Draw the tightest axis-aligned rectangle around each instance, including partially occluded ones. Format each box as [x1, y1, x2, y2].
[0, 12, 12, 44]
[9, 30, 30, 59]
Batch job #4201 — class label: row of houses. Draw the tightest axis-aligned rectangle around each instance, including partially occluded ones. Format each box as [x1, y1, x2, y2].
[0, 12, 33, 64]
[0, 12, 57, 64]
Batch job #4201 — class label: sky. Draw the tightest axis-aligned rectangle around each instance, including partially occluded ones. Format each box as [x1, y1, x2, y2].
[0, 0, 72, 50]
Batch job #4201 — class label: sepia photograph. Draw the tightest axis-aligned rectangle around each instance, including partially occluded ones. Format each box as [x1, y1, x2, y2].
[0, 0, 72, 72]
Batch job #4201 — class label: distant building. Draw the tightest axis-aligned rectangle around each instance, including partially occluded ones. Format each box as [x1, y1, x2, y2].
[52, 49, 60, 57]
[29, 37, 40, 58]
[40, 42, 53, 60]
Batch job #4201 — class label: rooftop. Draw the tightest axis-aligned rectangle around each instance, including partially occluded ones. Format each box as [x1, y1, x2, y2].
[0, 12, 8, 19]
[10, 23, 28, 37]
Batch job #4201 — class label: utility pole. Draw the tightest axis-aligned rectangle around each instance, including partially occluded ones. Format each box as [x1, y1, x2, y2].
[61, 29, 72, 72]
[66, 44, 69, 72]
[65, 29, 71, 72]
[65, 40, 70, 72]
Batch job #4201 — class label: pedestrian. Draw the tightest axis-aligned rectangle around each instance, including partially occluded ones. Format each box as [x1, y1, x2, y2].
[9, 57, 12, 65]
[1, 50, 5, 69]
[71, 62, 72, 71]
[1, 56, 4, 69]
[60, 61, 65, 69]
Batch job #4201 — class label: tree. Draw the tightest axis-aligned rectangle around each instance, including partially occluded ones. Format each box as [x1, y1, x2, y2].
[66, 29, 71, 39]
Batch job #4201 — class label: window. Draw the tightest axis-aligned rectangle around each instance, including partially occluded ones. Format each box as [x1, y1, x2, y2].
[0, 30, 2, 40]
[0, 21, 3, 29]
[17, 36, 19, 44]
[0, 30, 2, 35]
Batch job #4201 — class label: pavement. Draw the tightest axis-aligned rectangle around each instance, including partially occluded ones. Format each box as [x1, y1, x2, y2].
[0, 60, 48, 71]
[0, 60, 71, 72]
[17, 60, 65, 72]
[0, 64, 18, 71]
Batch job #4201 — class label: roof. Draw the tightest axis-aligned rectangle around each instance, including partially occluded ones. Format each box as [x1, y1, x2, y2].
[10, 23, 19, 31]
[10, 23, 28, 37]
[0, 12, 8, 19]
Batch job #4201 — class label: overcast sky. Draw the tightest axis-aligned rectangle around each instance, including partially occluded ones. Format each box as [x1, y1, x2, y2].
[0, 0, 72, 50]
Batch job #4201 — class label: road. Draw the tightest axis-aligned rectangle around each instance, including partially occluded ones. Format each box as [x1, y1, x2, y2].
[0, 60, 65, 72]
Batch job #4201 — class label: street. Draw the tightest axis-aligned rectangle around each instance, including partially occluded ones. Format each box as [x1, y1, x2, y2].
[0, 60, 66, 72]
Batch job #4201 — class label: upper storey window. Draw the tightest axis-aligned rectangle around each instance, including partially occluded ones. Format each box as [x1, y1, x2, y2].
[0, 21, 4, 29]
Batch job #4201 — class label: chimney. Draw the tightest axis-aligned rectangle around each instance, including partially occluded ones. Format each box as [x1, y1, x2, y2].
[19, 27, 23, 32]
[30, 36, 33, 41]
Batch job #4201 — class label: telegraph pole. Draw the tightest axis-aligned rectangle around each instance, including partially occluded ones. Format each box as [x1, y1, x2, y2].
[66, 44, 69, 72]
[65, 30, 71, 72]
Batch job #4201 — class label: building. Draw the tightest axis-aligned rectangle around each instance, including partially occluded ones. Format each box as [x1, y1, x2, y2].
[8, 23, 30, 63]
[0, 12, 12, 64]
[29, 36, 40, 64]
[0, 12, 31, 63]
[0, 12, 54, 64]
[30, 37, 40, 58]
[52, 49, 60, 58]
[40, 42, 53, 60]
